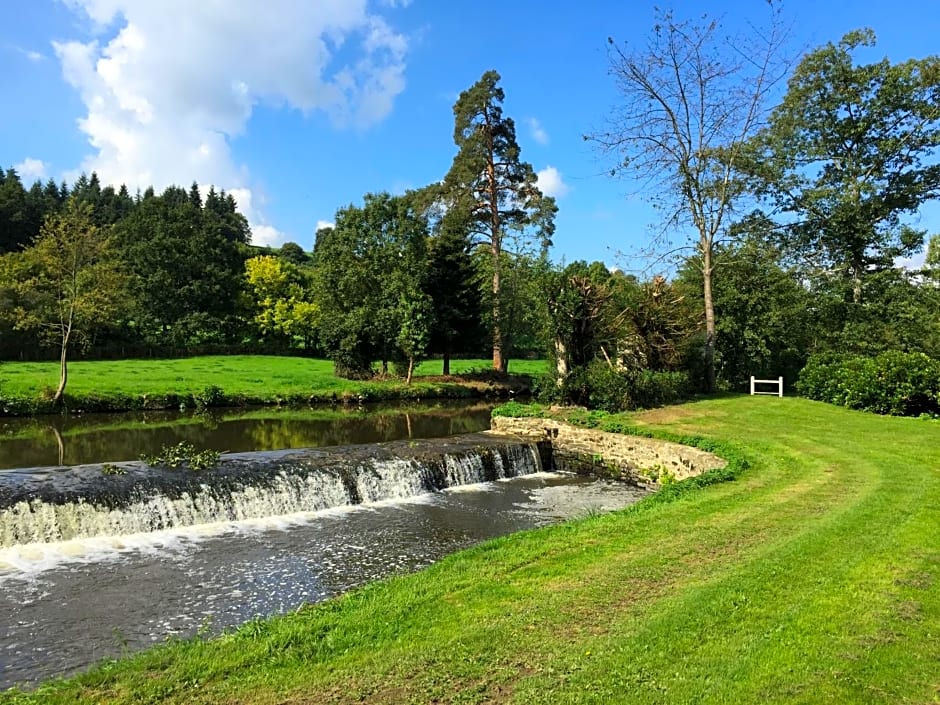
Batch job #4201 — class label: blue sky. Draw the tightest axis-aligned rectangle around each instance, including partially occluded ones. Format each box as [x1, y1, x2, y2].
[2, 0, 938, 272]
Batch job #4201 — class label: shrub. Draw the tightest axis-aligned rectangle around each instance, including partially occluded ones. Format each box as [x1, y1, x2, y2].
[541, 360, 692, 412]
[796, 351, 940, 416]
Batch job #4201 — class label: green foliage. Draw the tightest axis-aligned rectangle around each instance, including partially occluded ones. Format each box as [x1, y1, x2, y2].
[590, 7, 788, 392]
[114, 185, 249, 349]
[747, 29, 940, 306]
[678, 234, 816, 389]
[313, 192, 430, 379]
[797, 351, 940, 416]
[243, 255, 319, 347]
[554, 360, 692, 412]
[193, 385, 225, 410]
[0, 200, 131, 402]
[490, 401, 547, 418]
[443, 70, 557, 372]
[141, 441, 221, 472]
[100, 463, 127, 476]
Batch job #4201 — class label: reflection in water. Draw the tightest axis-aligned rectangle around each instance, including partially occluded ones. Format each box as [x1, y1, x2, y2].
[0, 401, 496, 470]
[0, 472, 649, 689]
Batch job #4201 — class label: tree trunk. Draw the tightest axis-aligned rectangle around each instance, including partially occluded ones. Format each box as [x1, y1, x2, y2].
[851, 260, 863, 304]
[702, 244, 717, 394]
[406, 356, 414, 385]
[442, 350, 451, 376]
[491, 244, 505, 373]
[54, 331, 70, 405]
[554, 337, 569, 385]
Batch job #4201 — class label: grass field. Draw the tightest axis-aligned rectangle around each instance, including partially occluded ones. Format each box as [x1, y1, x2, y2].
[4, 395, 938, 704]
[0, 356, 547, 414]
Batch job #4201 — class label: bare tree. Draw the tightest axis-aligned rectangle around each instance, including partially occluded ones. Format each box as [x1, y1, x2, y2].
[588, 5, 791, 391]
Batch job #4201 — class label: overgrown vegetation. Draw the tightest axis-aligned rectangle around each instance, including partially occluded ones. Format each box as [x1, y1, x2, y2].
[140, 441, 220, 472]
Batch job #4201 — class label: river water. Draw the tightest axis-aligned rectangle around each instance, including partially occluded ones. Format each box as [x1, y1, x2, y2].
[0, 400, 494, 470]
[0, 402, 651, 690]
[0, 471, 649, 689]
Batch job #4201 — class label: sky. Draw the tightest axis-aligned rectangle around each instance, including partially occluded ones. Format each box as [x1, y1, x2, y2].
[2, 0, 938, 273]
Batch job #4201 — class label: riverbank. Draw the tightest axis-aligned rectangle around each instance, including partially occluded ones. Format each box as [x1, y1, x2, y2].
[0, 356, 544, 416]
[5, 395, 937, 704]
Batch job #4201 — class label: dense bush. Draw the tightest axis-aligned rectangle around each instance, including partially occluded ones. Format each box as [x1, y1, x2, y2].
[541, 360, 692, 412]
[796, 351, 940, 416]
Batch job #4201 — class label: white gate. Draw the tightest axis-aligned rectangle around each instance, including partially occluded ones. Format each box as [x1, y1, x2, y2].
[750, 376, 783, 397]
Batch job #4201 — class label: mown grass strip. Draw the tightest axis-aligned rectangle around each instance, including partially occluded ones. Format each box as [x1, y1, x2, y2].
[2, 396, 938, 704]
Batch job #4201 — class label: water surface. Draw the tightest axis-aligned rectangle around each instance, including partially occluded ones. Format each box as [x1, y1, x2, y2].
[0, 472, 648, 689]
[0, 400, 495, 470]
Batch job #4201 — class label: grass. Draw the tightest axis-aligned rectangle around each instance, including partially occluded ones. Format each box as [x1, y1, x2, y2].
[3, 395, 939, 704]
[0, 356, 547, 415]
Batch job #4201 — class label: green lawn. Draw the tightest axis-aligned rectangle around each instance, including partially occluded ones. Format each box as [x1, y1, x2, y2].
[4, 395, 938, 704]
[0, 356, 547, 414]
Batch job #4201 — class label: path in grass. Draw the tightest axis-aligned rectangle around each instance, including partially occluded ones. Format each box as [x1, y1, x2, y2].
[5, 397, 938, 704]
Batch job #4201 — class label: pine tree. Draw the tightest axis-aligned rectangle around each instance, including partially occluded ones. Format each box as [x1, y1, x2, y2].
[443, 70, 556, 373]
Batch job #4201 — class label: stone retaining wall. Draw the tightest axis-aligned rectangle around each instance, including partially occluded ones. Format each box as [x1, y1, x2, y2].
[489, 416, 726, 486]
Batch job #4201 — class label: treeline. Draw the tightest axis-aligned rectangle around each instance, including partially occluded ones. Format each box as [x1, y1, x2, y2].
[2, 31, 940, 417]
[0, 171, 256, 358]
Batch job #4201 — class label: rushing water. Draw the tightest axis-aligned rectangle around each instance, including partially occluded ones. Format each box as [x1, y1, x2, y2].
[0, 471, 649, 689]
[0, 402, 652, 690]
[0, 400, 495, 470]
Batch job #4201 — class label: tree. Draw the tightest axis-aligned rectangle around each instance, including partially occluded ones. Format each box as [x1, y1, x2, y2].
[544, 261, 617, 381]
[313, 192, 430, 378]
[0, 168, 30, 254]
[747, 30, 940, 306]
[926, 234, 940, 282]
[1, 201, 129, 403]
[425, 208, 483, 374]
[244, 255, 319, 348]
[443, 70, 556, 373]
[678, 235, 815, 389]
[588, 7, 790, 391]
[115, 185, 249, 348]
[278, 241, 308, 265]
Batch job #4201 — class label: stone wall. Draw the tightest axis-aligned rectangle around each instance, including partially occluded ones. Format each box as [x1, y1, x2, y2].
[488, 416, 726, 486]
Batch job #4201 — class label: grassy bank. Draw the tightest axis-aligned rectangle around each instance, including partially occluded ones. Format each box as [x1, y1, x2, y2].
[0, 356, 546, 416]
[4, 396, 937, 704]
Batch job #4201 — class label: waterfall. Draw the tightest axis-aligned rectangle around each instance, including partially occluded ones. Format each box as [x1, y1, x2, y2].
[0, 434, 547, 547]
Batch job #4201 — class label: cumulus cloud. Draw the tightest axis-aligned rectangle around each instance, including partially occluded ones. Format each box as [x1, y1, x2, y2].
[14, 157, 48, 181]
[536, 166, 569, 198]
[53, 0, 409, 245]
[527, 117, 548, 145]
[316, 219, 336, 232]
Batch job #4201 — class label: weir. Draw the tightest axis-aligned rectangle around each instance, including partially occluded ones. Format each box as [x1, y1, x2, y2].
[0, 433, 551, 548]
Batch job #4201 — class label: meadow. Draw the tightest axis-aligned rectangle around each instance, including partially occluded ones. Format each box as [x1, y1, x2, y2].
[0, 356, 547, 414]
[4, 395, 937, 704]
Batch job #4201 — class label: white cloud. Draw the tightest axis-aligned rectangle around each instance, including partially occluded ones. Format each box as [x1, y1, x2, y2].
[14, 157, 48, 181]
[527, 117, 548, 145]
[53, 0, 409, 245]
[896, 251, 927, 271]
[536, 166, 569, 198]
[316, 219, 335, 232]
